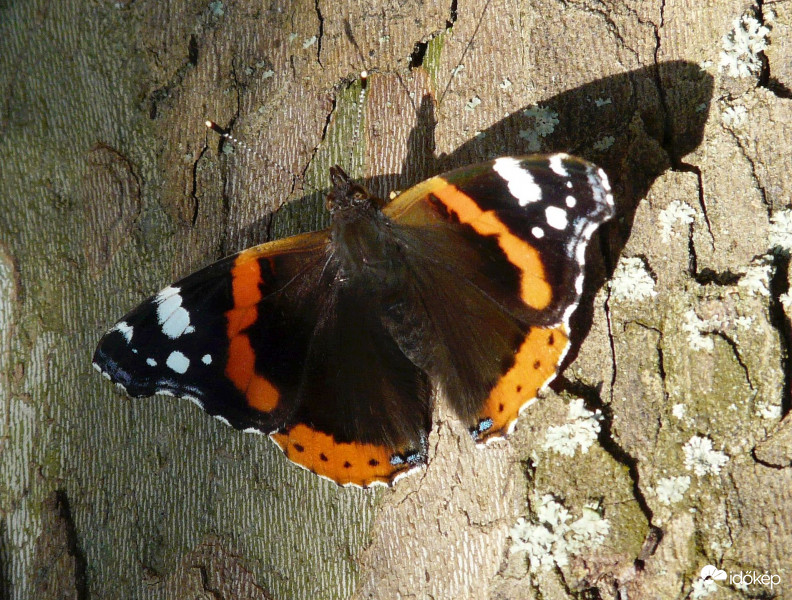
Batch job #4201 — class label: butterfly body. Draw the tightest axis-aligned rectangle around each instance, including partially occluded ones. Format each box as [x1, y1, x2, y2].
[94, 155, 614, 487]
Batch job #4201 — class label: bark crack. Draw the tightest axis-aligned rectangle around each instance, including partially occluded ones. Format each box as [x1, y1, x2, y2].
[300, 91, 338, 191]
[585, 3, 641, 67]
[604, 287, 618, 397]
[559, 378, 656, 534]
[769, 251, 792, 416]
[712, 330, 755, 392]
[314, 0, 324, 67]
[647, 2, 714, 244]
[630, 320, 670, 408]
[193, 564, 224, 600]
[190, 142, 209, 227]
[147, 34, 200, 120]
[756, 0, 792, 99]
[437, 0, 493, 107]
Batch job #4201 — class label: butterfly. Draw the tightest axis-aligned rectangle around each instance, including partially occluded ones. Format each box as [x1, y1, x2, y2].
[93, 152, 614, 487]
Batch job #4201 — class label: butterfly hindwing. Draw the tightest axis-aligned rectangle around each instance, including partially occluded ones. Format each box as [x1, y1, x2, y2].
[270, 273, 431, 486]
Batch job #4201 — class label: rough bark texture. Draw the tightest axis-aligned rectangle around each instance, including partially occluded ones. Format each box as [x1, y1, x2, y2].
[1, 0, 791, 599]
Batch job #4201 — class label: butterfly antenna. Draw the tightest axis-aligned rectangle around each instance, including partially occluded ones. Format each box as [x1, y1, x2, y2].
[347, 70, 368, 177]
[205, 120, 297, 185]
[436, 0, 493, 108]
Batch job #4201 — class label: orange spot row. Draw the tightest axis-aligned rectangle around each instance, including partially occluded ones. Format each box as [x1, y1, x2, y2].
[270, 424, 411, 486]
[478, 325, 568, 440]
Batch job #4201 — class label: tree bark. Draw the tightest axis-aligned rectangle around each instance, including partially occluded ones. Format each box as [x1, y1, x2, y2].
[1, 0, 791, 598]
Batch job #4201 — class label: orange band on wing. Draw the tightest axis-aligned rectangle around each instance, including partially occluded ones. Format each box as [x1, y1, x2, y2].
[432, 183, 552, 309]
[231, 255, 265, 307]
[270, 425, 415, 487]
[225, 254, 281, 412]
[478, 325, 569, 440]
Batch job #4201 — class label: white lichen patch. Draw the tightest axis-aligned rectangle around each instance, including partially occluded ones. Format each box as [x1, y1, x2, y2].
[672, 404, 686, 420]
[542, 399, 602, 457]
[691, 577, 719, 599]
[610, 257, 657, 301]
[720, 14, 770, 78]
[756, 401, 782, 420]
[769, 209, 792, 252]
[509, 495, 610, 572]
[302, 36, 317, 49]
[734, 315, 754, 328]
[780, 292, 792, 312]
[737, 259, 772, 297]
[465, 96, 481, 111]
[659, 200, 696, 242]
[682, 309, 714, 352]
[722, 104, 747, 128]
[519, 106, 559, 152]
[683, 436, 729, 476]
[655, 475, 691, 506]
[593, 136, 615, 151]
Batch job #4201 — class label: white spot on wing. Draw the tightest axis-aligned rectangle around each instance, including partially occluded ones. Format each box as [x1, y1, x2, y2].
[146, 358, 157, 367]
[549, 154, 569, 177]
[162, 306, 192, 338]
[166, 351, 190, 374]
[157, 294, 181, 320]
[156, 287, 193, 339]
[565, 195, 577, 208]
[545, 206, 568, 230]
[493, 157, 542, 206]
[113, 321, 133, 343]
[531, 226, 545, 239]
[597, 168, 611, 191]
[156, 286, 181, 302]
[202, 354, 212, 365]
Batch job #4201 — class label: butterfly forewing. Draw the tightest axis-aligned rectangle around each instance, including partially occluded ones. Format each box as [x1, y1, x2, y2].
[93, 231, 329, 431]
[383, 154, 614, 440]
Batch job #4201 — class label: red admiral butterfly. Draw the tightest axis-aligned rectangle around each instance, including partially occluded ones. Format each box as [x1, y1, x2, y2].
[93, 151, 614, 487]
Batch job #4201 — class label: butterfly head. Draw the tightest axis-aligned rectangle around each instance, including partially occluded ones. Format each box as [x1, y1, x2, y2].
[325, 165, 385, 216]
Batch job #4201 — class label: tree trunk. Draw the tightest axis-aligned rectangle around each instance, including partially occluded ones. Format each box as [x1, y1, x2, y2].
[2, 0, 791, 598]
